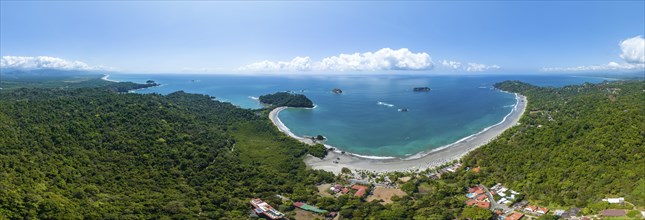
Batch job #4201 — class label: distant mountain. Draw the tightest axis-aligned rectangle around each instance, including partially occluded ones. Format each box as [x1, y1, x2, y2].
[0, 68, 106, 79]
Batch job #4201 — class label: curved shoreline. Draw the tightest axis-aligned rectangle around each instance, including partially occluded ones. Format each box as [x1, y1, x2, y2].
[269, 93, 527, 174]
[101, 74, 120, 82]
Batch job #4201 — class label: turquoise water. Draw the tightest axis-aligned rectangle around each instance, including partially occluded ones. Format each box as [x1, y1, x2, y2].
[108, 74, 609, 157]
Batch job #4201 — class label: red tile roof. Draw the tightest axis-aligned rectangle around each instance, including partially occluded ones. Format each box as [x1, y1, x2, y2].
[351, 185, 368, 197]
[341, 188, 350, 194]
[524, 205, 537, 212]
[466, 199, 478, 206]
[537, 207, 549, 214]
[476, 201, 490, 209]
[468, 186, 483, 193]
[476, 194, 488, 201]
[475, 188, 486, 195]
[472, 167, 481, 173]
[506, 212, 524, 220]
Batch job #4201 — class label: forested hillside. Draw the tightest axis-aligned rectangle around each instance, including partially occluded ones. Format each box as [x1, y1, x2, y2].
[1, 78, 643, 219]
[259, 92, 314, 108]
[0, 86, 333, 219]
[464, 80, 645, 207]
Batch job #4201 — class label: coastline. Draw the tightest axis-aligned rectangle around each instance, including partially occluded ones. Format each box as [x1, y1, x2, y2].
[269, 93, 528, 174]
[101, 74, 120, 82]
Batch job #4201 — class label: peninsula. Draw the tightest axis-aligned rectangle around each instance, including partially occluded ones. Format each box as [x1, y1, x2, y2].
[259, 92, 314, 108]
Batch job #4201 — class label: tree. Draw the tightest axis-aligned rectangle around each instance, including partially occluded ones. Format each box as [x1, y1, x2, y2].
[537, 214, 559, 220]
[461, 207, 492, 220]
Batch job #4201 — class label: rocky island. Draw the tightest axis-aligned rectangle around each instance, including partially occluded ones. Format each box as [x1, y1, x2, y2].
[413, 87, 431, 92]
[259, 92, 314, 108]
[332, 88, 343, 94]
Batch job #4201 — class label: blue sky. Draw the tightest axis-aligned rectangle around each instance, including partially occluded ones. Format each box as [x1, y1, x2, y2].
[1, 1, 644, 74]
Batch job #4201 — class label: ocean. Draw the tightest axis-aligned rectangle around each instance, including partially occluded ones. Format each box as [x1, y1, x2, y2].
[107, 73, 609, 157]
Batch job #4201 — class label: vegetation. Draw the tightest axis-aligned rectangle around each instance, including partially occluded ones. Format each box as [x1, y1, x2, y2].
[1, 73, 642, 219]
[461, 207, 493, 220]
[0, 85, 333, 219]
[463, 80, 645, 207]
[259, 92, 314, 108]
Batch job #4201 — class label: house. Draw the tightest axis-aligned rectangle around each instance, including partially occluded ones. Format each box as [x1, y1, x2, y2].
[602, 197, 625, 204]
[476, 194, 489, 202]
[554, 210, 565, 216]
[351, 185, 368, 197]
[512, 201, 529, 210]
[466, 199, 478, 206]
[601, 209, 626, 217]
[472, 167, 481, 173]
[341, 188, 350, 194]
[536, 207, 549, 215]
[250, 198, 285, 220]
[506, 212, 524, 220]
[476, 201, 491, 209]
[524, 205, 537, 213]
[468, 186, 486, 195]
[560, 207, 580, 219]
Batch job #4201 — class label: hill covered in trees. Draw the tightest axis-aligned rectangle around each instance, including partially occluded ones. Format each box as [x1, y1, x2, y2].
[0, 85, 333, 219]
[259, 92, 314, 108]
[463, 80, 645, 207]
[1, 75, 643, 219]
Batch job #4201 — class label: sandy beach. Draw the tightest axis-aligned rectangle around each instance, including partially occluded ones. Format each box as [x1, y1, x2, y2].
[269, 93, 527, 174]
[101, 74, 119, 82]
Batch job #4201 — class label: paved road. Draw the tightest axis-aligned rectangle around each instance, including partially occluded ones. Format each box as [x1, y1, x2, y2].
[481, 185, 514, 214]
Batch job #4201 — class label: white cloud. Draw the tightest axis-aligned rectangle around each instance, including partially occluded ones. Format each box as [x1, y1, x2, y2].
[0, 56, 108, 71]
[620, 36, 645, 64]
[543, 36, 645, 72]
[239, 48, 433, 72]
[440, 60, 500, 72]
[241, 56, 314, 72]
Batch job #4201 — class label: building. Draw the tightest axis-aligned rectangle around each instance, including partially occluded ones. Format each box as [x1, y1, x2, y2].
[536, 207, 549, 215]
[476, 194, 489, 202]
[466, 199, 478, 206]
[352, 185, 368, 197]
[524, 205, 537, 213]
[250, 198, 284, 220]
[476, 201, 491, 209]
[293, 202, 328, 214]
[506, 212, 524, 220]
[601, 209, 626, 217]
[559, 207, 580, 219]
[602, 197, 625, 204]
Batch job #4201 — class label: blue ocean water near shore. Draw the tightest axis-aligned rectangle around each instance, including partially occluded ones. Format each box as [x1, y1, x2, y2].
[108, 74, 609, 157]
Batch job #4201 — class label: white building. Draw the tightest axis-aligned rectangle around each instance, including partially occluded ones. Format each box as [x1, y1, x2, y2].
[602, 197, 625, 204]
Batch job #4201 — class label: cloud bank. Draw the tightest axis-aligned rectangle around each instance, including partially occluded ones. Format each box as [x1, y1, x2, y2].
[0, 56, 108, 71]
[240, 48, 433, 72]
[440, 60, 501, 72]
[543, 36, 645, 72]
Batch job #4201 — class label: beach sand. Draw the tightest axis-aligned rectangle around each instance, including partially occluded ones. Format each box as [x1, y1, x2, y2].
[269, 94, 527, 174]
[101, 74, 119, 82]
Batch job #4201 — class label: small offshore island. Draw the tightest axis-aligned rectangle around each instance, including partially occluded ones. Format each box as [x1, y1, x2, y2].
[413, 86, 431, 92]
